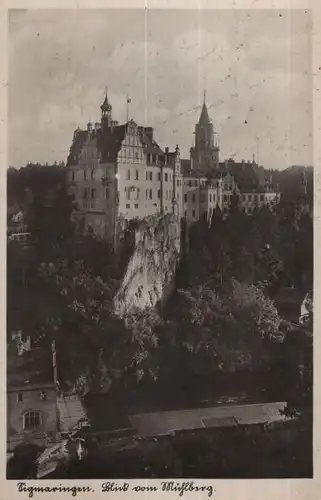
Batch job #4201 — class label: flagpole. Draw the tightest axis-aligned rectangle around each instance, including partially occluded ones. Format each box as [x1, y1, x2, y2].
[126, 95, 129, 123]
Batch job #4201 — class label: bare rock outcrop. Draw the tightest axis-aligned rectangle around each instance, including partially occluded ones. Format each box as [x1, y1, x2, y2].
[113, 212, 181, 317]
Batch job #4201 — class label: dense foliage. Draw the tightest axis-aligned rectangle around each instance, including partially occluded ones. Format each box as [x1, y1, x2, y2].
[7, 164, 313, 414]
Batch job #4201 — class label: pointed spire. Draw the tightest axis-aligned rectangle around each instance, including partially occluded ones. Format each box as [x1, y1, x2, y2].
[199, 90, 210, 124]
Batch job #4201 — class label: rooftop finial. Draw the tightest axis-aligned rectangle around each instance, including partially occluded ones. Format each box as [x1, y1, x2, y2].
[203, 89, 206, 103]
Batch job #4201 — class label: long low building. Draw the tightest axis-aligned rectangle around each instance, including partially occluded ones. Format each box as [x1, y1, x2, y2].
[128, 401, 289, 437]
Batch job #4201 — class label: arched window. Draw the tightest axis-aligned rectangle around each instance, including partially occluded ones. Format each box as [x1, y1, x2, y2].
[23, 411, 41, 429]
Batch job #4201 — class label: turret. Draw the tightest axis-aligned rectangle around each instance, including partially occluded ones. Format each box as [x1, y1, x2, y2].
[101, 87, 112, 129]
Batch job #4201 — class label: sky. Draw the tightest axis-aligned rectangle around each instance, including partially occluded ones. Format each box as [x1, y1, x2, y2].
[9, 8, 312, 170]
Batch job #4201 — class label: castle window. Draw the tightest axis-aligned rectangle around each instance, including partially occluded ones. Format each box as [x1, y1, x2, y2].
[194, 180, 198, 187]
[192, 210, 196, 218]
[106, 188, 110, 199]
[184, 194, 187, 202]
[146, 189, 148, 200]
[135, 170, 139, 180]
[260, 194, 264, 202]
[91, 188, 96, 199]
[135, 188, 140, 200]
[177, 179, 179, 186]
[126, 204, 130, 209]
[135, 152, 139, 160]
[91, 170, 94, 180]
[248, 195, 252, 202]
[165, 173, 168, 182]
[192, 194, 196, 203]
[150, 172, 153, 181]
[135, 204, 139, 208]
[127, 169, 131, 180]
[149, 189, 152, 199]
[157, 172, 161, 181]
[17, 393, 23, 402]
[188, 180, 192, 187]
[254, 194, 258, 202]
[23, 411, 41, 430]
[71, 170, 75, 181]
[223, 195, 227, 202]
[157, 190, 161, 199]
[126, 188, 131, 201]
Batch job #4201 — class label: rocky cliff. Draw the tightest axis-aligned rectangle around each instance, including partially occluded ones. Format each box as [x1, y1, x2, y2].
[113, 211, 181, 317]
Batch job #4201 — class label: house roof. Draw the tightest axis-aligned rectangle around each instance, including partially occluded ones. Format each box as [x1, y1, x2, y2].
[98, 124, 127, 163]
[238, 184, 266, 194]
[128, 402, 288, 437]
[68, 121, 166, 166]
[67, 130, 88, 166]
[138, 129, 164, 156]
[181, 159, 191, 175]
[7, 348, 54, 388]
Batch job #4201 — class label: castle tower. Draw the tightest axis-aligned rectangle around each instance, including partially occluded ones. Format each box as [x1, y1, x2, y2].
[192, 91, 220, 173]
[101, 87, 112, 130]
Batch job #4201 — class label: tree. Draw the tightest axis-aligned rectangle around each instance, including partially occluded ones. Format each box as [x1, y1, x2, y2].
[36, 260, 162, 394]
[164, 280, 282, 378]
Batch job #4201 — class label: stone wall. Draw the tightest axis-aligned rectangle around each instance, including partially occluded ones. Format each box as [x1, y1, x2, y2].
[113, 211, 181, 317]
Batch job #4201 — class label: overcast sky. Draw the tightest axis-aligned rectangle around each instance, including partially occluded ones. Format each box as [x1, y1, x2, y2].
[9, 8, 312, 170]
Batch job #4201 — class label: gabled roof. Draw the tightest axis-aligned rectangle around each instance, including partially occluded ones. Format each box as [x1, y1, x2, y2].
[138, 129, 164, 155]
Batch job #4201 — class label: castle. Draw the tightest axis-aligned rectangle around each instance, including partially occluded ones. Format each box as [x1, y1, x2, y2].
[66, 90, 280, 244]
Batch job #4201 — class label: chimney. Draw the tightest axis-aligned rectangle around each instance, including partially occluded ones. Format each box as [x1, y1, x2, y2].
[87, 121, 93, 132]
[165, 147, 169, 154]
[144, 127, 153, 143]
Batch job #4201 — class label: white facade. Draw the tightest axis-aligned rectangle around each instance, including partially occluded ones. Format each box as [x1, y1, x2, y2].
[67, 118, 183, 242]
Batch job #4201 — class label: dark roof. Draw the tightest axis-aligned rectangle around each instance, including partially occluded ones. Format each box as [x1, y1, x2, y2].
[181, 159, 191, 175]
[68, 121, 166, 166]
[238, 184, 266, 194]
[98, 124, 126, 163]
[7, 348, 54, 388]
[67, 130, 88, 166]
[138, 129, 164, 156]
[184, 168, 205, 179]
[199, 102, 210, 124]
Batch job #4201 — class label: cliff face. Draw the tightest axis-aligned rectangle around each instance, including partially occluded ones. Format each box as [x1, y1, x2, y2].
[113, 211, 181, 317]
